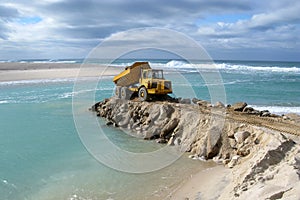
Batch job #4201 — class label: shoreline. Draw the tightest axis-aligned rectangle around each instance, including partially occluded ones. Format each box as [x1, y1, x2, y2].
[0, 63, 123, 82]
[167, 165, 231, 200]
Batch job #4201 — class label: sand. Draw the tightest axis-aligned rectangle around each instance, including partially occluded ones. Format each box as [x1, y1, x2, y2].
[0, 63, 123, 82]
[168, 165, 231, 200]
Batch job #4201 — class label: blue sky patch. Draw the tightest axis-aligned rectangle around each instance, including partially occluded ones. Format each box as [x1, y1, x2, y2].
[196, 14, 252, 26]
[16, 16, 42, 25]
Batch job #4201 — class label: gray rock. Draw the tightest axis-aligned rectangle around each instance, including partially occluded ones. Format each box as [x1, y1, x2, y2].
[234, 131, 251, 144]
[158, 104, 175, 120]
[192, 98, 200, 104]
[243, 107, 254, 113]
[174, 137, 181, 145]
[215, 101, 225, 108]
[197, 100, 209, 106]
[156, 138, 167, 143]
[206, 126, 222, 159]
[261, 110, 269, 113]
[179, 98, 191, 104]
[213, 156, 223, 164]
[144, 126, 160, 140]
[261, 112, 271, 117]
[112, 113, 124, 125]
[160, 118, 180, 138]
[188, 154, 195, 159]
[228, 155, 240, 168]
[294, 153, 300, 171]
[118, 115, 131, 127]
[232, 102, 247, 111]
[91, 102, 100, 111]
[147, 104, 161, 121]
[223, 159, 230, 165]
[227, 130, 235, 138]
[229, 138, 237, 148]
[106, 121, 113, 126]
[237, 146, 250, 156]
[265, 174, 274, 180]
[250, 110, 261, 115]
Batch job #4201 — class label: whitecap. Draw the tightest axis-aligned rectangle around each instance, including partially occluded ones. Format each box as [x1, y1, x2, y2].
[0, 100, 9, 104]
[150, 60, 300, 74]
[0, 77, 105, 87]
[249, 105, 300, 115]
[214, 63, 300, 73]
[0, 78, 75, 86]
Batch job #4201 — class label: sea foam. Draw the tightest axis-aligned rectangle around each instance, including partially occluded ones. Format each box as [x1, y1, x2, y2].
[250, 105, 300, 115]
[149, 60, 300, 74]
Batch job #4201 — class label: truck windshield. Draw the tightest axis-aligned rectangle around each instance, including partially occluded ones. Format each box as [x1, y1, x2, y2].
[151, 70, 163, 79]
[143, 70, 164, 79]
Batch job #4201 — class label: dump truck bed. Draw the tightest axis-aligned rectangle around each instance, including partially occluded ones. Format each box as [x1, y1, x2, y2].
[113, 62, 151, 87]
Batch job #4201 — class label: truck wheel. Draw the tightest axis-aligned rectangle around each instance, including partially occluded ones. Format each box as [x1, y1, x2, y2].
[121, 87, 131, 100]
[115, 86, 121, 98]
[138, 87, 148, 101]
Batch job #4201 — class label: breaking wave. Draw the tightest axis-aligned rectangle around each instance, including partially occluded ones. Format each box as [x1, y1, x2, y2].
[215, 63, 300, 73]
[149, 60, 300, 74]
[250, 105, 300, 115]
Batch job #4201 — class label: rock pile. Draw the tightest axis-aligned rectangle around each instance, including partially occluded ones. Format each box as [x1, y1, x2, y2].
[92, 97, 300, 199]
[229, 102, 280, 117]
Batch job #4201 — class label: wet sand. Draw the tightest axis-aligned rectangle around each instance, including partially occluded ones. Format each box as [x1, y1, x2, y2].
[168, 165, 231, 200]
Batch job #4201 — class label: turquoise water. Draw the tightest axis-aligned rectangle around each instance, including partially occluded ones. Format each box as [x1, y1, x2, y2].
[0, 78, 214, 200]
[0, 59, 300, 199]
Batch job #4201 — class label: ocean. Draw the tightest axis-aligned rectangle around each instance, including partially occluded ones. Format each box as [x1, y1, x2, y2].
[0, 59, 299, 199]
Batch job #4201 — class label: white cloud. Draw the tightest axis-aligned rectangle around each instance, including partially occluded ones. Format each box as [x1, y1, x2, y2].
[196, 1, 300, 53]
[0, 0, 299, 60]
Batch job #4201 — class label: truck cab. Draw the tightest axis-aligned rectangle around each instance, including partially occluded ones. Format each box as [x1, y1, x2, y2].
[140, 69, 172, 95]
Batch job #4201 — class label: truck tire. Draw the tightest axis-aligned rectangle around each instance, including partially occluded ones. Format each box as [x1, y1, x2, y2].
[138, 87, 148, 101]
[121, 87, 131, 100]
[115, 86, 122, 98]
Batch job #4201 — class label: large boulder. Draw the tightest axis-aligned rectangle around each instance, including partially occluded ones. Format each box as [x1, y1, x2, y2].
[215, 101, 225, 108]
[234, 131, 251, 144]
[232, 102, 247, 111]
[242, 106, 254, 113]
[160, 118, 180, 138]
[206, 126, 222, 159]
[196, 100, 209, 107]
[179, 98, 191, 104]
[192, 98, 200, 104]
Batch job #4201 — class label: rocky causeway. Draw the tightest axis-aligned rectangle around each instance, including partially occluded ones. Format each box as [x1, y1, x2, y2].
[91, 97, 300, 199]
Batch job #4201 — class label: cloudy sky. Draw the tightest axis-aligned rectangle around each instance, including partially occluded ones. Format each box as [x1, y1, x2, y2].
[0, 0, 299, 61]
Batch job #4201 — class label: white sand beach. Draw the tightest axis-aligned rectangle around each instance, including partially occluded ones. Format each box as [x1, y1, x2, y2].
[0, 63, 123, 82]
[168, 165, 231, 200]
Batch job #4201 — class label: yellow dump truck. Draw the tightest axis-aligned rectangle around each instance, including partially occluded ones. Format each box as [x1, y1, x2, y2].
[113, 62, 172, 101]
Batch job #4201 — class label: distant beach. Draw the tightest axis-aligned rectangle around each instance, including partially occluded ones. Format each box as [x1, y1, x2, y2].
[0, 62, 122, 82]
